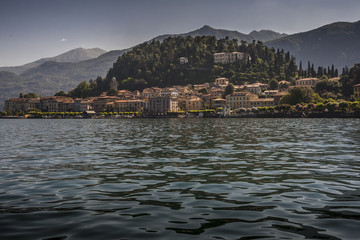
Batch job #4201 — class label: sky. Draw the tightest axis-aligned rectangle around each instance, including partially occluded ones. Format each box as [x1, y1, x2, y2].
[1, 0, 360, 66]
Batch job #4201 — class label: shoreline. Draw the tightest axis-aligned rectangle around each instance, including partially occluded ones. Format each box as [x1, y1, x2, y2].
[2, 111, 360, 119]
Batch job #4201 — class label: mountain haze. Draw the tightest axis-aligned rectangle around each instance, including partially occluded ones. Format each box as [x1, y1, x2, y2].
[154, 25, 286, 43]
[0, 48, 107, 75]
[265, 20, 360, 69]
[249, 30, 288, 42]
[0, 49, 129, 109]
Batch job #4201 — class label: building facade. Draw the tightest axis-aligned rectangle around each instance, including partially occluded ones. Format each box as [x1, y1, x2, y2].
[184, 97, 202, 110]
[113, 100, 145, 112]
[148, 97, 178, 113]
[226, 92, 256, 109]
[214, 52, 250, 64]
[5, 98, 40, 112]
[295, 78, 321, 87]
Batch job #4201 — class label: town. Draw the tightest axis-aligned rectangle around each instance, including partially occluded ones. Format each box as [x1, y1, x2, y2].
[3, 52, 360, 118]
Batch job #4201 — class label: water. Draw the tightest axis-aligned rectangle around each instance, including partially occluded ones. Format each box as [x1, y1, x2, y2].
[0, 118, 360, 240]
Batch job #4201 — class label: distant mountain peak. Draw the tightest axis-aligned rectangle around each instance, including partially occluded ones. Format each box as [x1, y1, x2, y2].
[200, 25, 214, 30]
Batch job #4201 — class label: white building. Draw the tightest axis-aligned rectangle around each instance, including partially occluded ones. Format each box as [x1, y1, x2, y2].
[160, 88, 179, 97]
[214, 52, 250, 64]
[179, 57, 188, 64]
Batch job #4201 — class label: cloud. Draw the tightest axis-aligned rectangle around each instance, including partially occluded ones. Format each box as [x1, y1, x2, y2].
[60, 38, 68, 42]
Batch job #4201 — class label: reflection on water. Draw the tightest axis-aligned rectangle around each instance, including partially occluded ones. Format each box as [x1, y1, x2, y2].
[0, 118, 360, 239]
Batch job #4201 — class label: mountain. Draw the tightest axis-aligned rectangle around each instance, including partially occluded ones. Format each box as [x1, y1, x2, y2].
[0, 49, 129, 110]
[153, 25, 285, 43]
[0, 47, 107, 75]
[249, 30, 287, 42]
[265, 20, 360, 69]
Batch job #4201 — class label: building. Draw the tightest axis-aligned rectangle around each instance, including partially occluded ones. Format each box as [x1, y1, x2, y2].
[113, 99, 145, 112]
[214, 52, 250, 64]
[39, 96, 74, 112]
[160, 88, 179, 97]
[179, 57, 188, 64]
[278, 81, 290, 92]
[212, 98, 226, 108]
[295, 78, 321, 87]
[209, 88, 225, 99]
[142, 87, 161, 98]
[92, 96, 119, 113]
[354, 84, 360, 100]
[226, 92, 257, 109]
[214, 77, 229, 86]
[184, 97, 202, 111]
[249, 98, 274, 108]
[263, 90, 279, 96]
[74, 99, 93, 112]
[4, 97, 40, 112]
[244, 83, 267, 95]
[148, 97, 178, 113]
[226, 91, 274, 109]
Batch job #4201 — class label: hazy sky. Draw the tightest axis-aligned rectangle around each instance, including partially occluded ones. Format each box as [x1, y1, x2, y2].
[1, 0, 360, 66]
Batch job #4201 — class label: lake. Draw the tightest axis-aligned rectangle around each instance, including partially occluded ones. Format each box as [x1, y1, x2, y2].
[0, 118, 359, 240]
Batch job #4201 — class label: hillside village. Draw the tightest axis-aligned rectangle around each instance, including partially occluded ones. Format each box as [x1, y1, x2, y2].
[3, 51, 360, 117]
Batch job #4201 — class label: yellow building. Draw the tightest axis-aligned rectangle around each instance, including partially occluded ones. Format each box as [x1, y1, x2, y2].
[249, 98, 274, 108]
[226, 92, 257, 109]
[226, 92, 274, 109]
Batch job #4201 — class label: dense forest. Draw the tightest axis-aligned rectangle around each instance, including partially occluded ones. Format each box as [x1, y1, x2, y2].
[65, 36, 345, 98]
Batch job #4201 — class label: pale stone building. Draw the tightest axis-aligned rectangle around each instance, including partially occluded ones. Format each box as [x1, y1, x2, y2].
[148, 97, 178, 113]
[214, 52, 250, 64]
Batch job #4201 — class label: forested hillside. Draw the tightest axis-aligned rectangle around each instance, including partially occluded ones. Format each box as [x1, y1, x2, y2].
[66, 36, 339, 98]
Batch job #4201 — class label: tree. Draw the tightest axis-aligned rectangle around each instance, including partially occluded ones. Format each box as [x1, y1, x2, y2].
[280, 87, 314, 105]
[340, 64, 360, 98]
[223, 83, 234, 98]
[54, 90, 68, 96]
[23, 93, 38, 98]
[106, 88, 118, 96]
[315, 79, 342, 96]
[269, 79, 279, 90]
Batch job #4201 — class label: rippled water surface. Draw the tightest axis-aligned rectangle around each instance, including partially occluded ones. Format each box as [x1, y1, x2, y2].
[1, 118, 360, 240]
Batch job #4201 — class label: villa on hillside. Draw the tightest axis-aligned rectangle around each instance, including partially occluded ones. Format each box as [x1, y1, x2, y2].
[214, 52, 250, 64]
[295, 78, 321, 87]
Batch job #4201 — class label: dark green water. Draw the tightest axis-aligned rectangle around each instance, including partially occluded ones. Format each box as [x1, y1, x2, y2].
[0, 118, 359, 240]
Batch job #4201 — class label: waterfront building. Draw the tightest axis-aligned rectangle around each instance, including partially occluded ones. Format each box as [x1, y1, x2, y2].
[74, 99, 93, 112]
[4, 97, 40, 112]
[40, 96, 74, 112]
[249, 98, 274, 108]
[113, 99, 145, 112]
[214, 52, 250, 64]
[184, 97, 203, 111]
[92, 96, 119, 113]
[226, 92, 256, 109]
[213, 98, 226, 109]
[148, 96, 178, 113]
